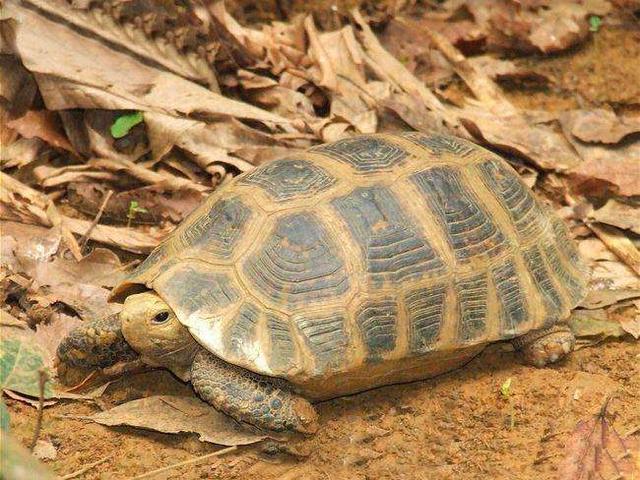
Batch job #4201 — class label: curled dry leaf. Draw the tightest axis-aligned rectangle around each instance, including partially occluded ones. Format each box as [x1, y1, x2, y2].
[558, 403, 639, 480]
[89, 395, 268, 446]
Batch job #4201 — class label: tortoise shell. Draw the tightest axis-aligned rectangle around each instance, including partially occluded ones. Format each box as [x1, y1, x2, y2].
[112, 133, 588, 399]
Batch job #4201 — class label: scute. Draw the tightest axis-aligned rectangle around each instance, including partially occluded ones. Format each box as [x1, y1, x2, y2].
[400, 131, 477, 157]
[411, 166, 508, 262]
[238, 158, 336, 201]
[243, 212, 350, 308]
[178, 197, 252, 260]
[312, 136, 408, 172]
[332, 186, 445, 286]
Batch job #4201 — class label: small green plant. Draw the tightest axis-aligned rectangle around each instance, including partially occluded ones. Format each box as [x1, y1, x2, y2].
[500, 377, 515, 429]
[126, 200, 148, 227]
[589, 15, 602, 32]
[111, 111, 144, 139]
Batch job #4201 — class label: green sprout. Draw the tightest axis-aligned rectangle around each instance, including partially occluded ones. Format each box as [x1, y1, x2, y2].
[126, 200, 148, 227]
[500, 378, 515, 430]
[589, 15, 602, 33]
[111, 111, 144, 139]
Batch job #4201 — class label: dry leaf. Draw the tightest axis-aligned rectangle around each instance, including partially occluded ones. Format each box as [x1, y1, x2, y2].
[609, 301, 640, 339]
[6, 110, 74, 152]
[90, 395, 268, 446]
[568, 309, 628, 346]
[588, 223, 640, 277]
[558, 403, 639, 479]
[567, 145, 640, 197]
[4, 1, 290, 127]
[561, 109, 640, 144]
[591, 199, 640, 235]
[67, 183, 204, 226]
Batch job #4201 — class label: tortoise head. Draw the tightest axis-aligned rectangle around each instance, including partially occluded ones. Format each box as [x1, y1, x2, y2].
[120, 291, 199, 380]
[57, 291, 199, 383]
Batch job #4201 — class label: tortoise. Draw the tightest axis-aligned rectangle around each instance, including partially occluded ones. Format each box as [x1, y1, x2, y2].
[57, 132, 588, 434]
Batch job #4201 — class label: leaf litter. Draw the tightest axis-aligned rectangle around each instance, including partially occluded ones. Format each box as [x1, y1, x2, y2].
[0, 0, 639, 472]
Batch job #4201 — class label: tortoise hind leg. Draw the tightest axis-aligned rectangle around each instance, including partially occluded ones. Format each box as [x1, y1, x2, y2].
[512, 324, 575, 367]
[190, 349, 318, 434]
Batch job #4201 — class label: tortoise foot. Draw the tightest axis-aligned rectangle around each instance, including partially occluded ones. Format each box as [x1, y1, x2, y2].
[191, 349, 318, 434]
[512, 324, 575, 367]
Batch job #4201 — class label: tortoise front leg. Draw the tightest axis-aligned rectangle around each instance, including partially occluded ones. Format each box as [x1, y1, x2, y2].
[190, 350, 318, 434]
[512, 323, 575, 367]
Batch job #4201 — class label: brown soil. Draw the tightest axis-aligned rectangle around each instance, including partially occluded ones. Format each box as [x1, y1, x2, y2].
[6, 13, 640, 480]
[8, 341, 639, 479]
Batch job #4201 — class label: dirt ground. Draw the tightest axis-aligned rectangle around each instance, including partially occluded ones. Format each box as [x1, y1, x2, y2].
[5, 11, 640, 480]
[8, 338, 639, 479]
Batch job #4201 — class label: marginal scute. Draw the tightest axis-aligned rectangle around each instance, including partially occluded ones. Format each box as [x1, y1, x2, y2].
[476, 159, 546, 240]
[522, 246, 565, 321]
[411, 166, 508, 262]
[312, 136, 408, 172]
[400, 131, 477, 157]
[356, 298, 398, 360]
[179, 197, 252, 259]
[226, 302, 261, 356]
[267, 313, 296, 372]
[541, 241, 586, 305]
[243, 213, 350, 307]
[455, 273, 488, 342]
[404, 285, 446, 354]
[238, 158, 336, 202]
[491, 260, 528, 337]
[295, 312, 347, 371]
[332, 186, 445, 286]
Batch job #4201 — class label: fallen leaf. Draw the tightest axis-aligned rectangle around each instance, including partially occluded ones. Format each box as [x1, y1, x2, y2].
[558, 403, 639, 479]
[0, 137, 42, 169]
[580, 289, 640, 310]
[588, 223, 640, 277]
[567, 145, 640, 197]
[561, 109, 640, 144]
[6, 110, 74, 152]
[67, 182, 204, 226]
[591, 199, 640, 235]
[609, 301, 640, 339]
[90, 395, 268, 446]
[568, 309, 628, 346]
[0, 55, 37, 119]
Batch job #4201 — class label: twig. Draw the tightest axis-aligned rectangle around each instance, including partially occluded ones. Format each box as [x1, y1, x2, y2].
[79, 189, 113, 252]
[59, 455, 112, 480]
[128, 445, 238, 480]
[29, 368, 48, 451]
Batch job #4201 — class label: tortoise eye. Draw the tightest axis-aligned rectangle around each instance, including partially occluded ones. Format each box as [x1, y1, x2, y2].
[152, 311, 170, 324]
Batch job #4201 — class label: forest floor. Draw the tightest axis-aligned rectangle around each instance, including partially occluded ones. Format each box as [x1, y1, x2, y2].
[2, 2, 640, 479]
